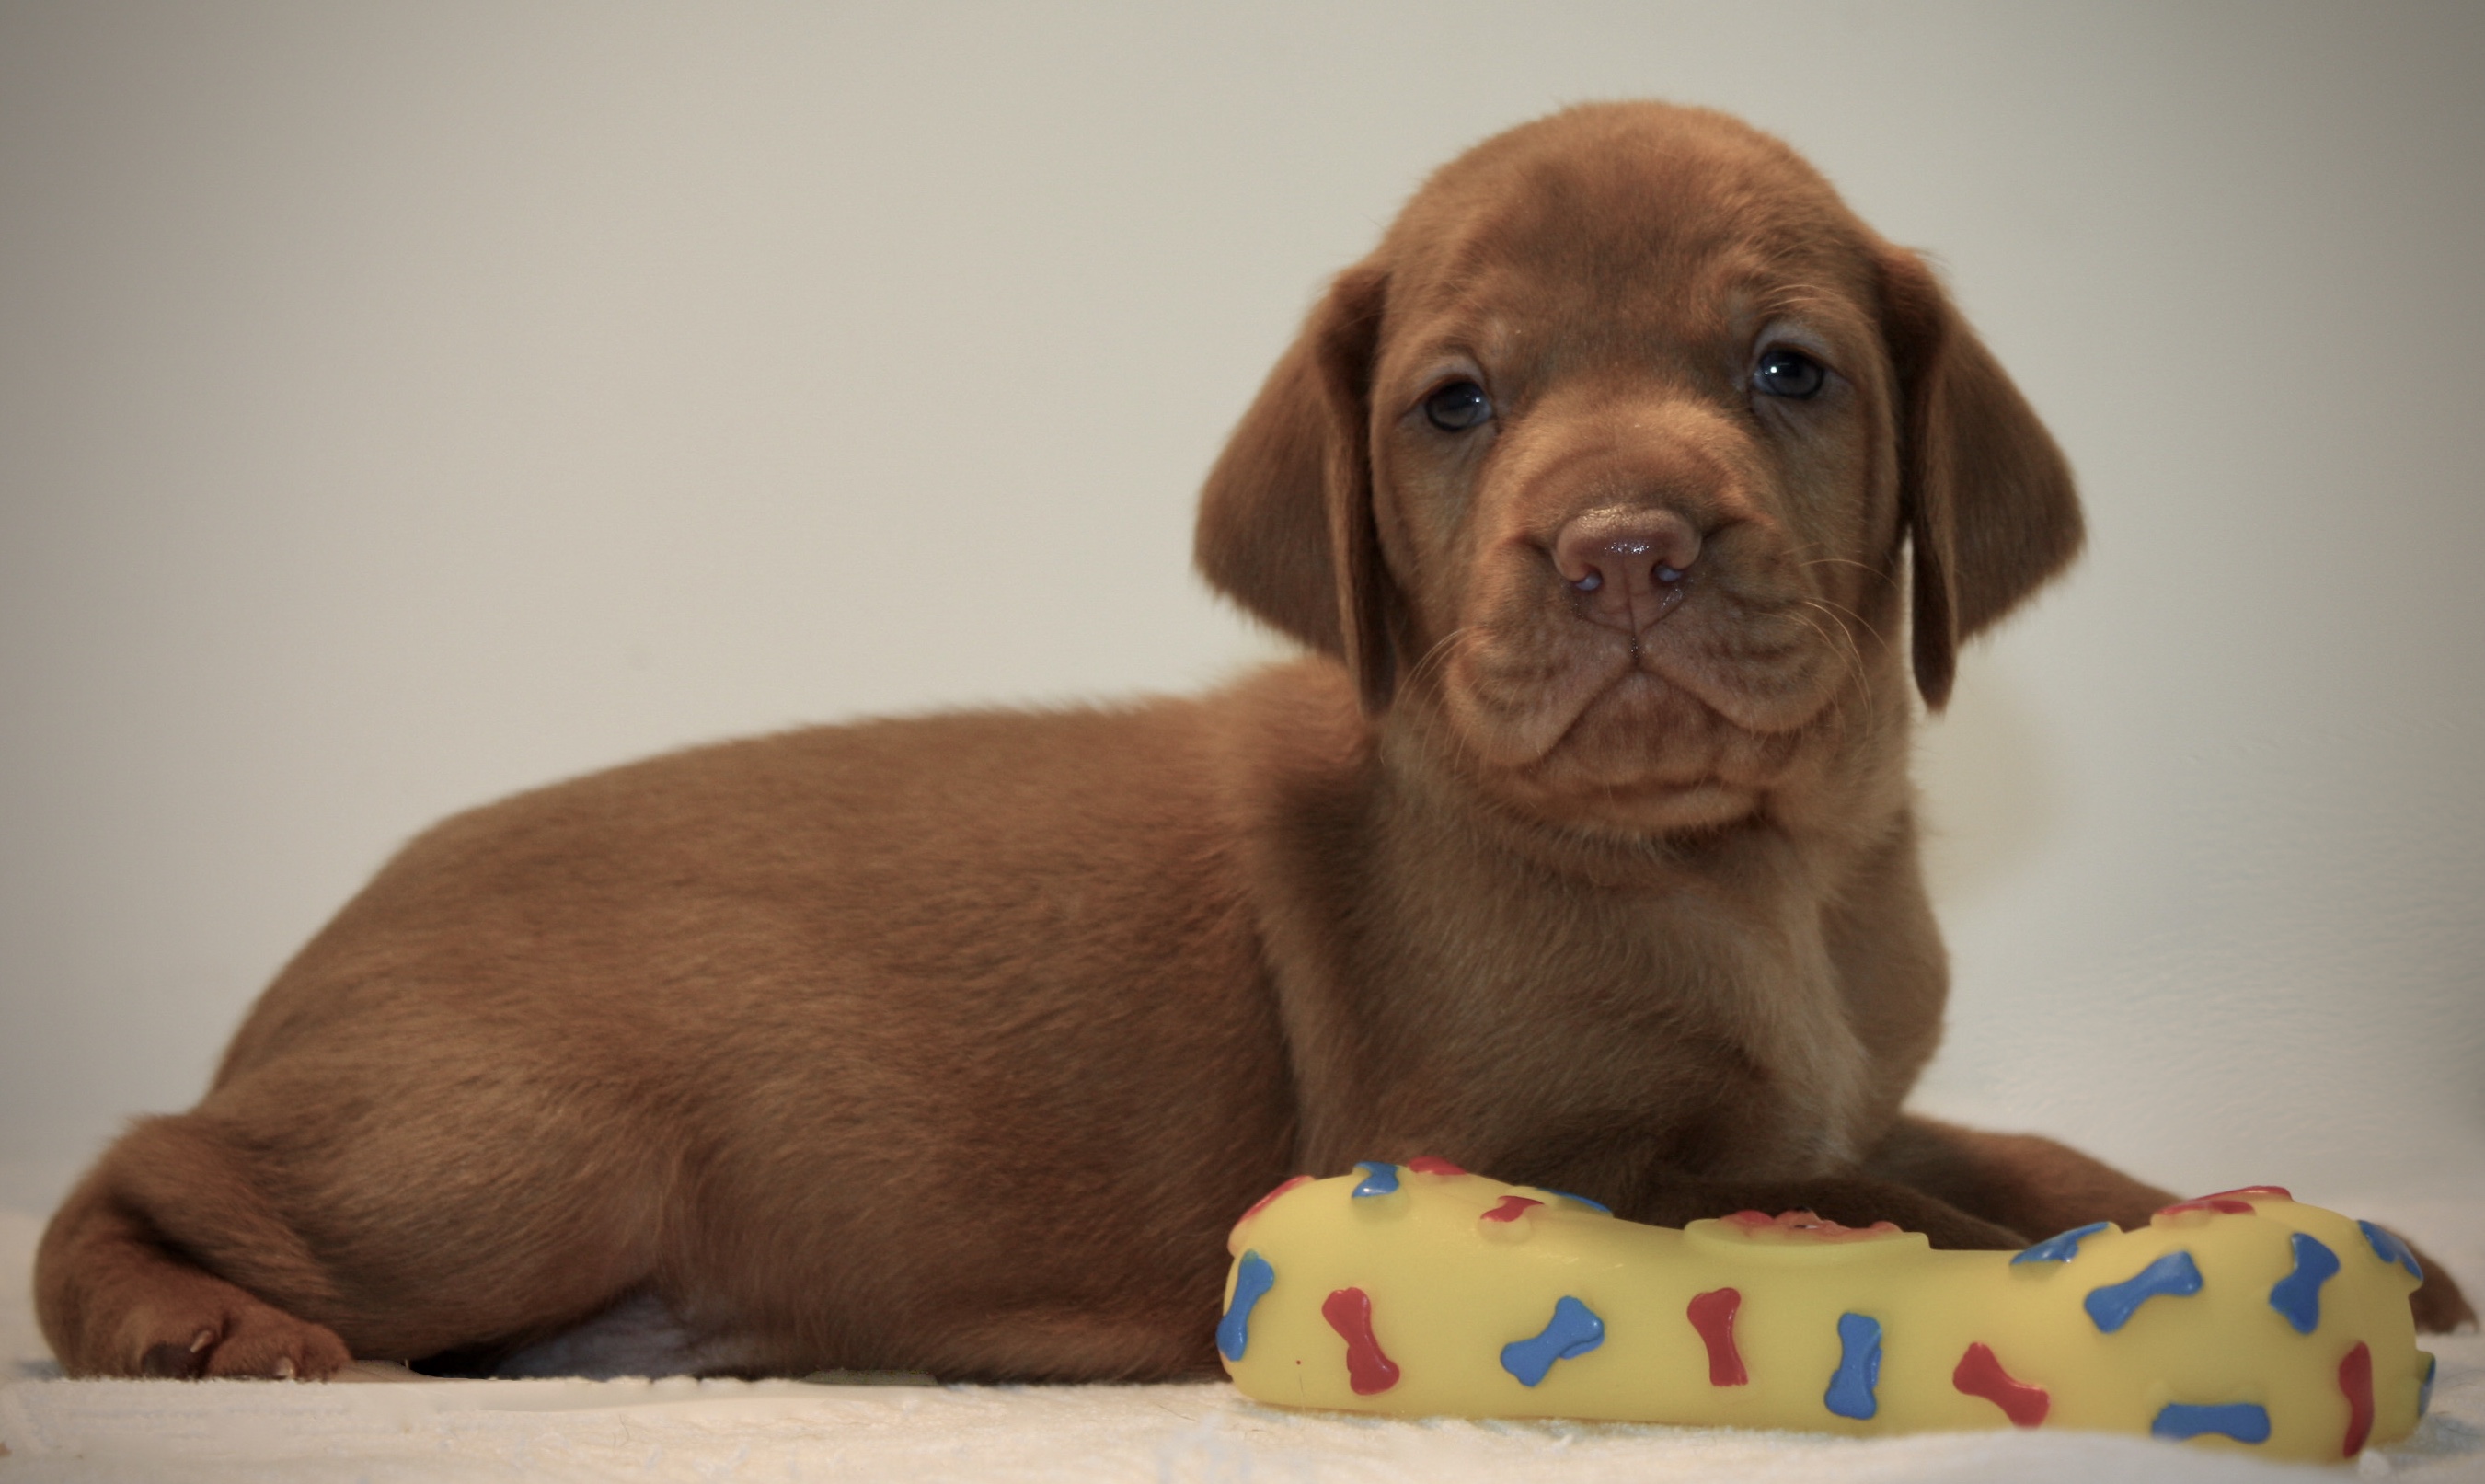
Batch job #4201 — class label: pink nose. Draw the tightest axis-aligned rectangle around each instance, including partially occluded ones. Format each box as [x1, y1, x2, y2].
[1552, 509, 1701, 631]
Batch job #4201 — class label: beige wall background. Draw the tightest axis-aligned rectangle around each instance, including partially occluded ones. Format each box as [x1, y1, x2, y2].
[3, 2, 2479, 1214]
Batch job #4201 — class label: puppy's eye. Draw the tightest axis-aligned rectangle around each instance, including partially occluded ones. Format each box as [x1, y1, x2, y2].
[1422, 380, 1493, 431]
[1753, 348, 1827, 400]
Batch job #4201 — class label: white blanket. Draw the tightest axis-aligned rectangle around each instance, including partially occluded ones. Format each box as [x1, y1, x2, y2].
[5, 1197, 2479, 1483]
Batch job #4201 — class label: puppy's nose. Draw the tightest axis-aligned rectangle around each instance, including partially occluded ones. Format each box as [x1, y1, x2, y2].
[1552, 509, 1701, 631]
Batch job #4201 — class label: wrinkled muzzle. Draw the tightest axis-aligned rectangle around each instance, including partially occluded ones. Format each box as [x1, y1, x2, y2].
[1428, 400, 1861, 813]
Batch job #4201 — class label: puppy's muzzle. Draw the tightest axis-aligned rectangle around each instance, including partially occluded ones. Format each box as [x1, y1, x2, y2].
[1553, 507, 1701, 636]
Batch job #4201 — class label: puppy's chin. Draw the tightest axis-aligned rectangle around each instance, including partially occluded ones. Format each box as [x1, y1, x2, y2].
[1439, 661, 1805, 837]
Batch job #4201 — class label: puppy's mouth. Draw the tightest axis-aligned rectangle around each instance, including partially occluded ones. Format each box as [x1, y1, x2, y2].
[1432, 580, 1842, 828]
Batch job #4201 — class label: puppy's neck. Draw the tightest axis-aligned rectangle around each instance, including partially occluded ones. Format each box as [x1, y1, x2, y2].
[1227, 660, 1921, 1187]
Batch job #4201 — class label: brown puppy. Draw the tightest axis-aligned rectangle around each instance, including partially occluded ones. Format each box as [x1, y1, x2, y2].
[37, 102, 2470, 1383]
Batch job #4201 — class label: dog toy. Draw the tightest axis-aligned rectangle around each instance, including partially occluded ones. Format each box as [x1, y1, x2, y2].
[1217, 1163, 2433, 1461]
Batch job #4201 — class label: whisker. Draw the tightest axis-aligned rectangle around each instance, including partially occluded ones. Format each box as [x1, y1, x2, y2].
[1402, 627, 1475, 693]
[1801, 593, 1891, 652]
[1799, 600, 1872, 693]
[1797, 600, 1876, 737]
[1393, 626, 1482, 762]
[1788, 611, 1860, 752]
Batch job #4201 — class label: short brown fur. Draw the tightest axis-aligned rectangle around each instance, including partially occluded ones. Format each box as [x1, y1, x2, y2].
[39, 102, 2468, 1382]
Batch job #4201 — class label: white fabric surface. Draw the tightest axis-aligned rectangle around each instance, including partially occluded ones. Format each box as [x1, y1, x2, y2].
[4, 1200, 2480, 1483]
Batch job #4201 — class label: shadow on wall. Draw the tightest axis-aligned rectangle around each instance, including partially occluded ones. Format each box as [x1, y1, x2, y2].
[1914, 648, 2062, 910]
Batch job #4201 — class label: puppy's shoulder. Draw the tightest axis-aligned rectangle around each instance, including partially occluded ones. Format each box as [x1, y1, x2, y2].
[1195, 657, 1372, 797]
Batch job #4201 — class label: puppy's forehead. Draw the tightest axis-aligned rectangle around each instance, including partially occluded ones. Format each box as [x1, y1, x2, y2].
[1380, 106, 1878, 360]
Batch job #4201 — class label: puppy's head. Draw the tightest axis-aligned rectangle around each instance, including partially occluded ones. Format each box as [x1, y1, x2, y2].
[1199, 103, 2078, 834]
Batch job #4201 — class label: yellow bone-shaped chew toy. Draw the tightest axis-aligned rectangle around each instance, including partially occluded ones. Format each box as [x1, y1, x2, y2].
[1217, 1165, 2433, 1462]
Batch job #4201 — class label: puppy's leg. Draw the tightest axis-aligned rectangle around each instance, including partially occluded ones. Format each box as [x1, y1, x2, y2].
[37, 1118, 351, 1378]
[1861, 1114, 2177, 1237]
[41, 1091, 673, 1376]
[1863, 1114, 2475, 1332]
[1610, 1170, 2028, 1251]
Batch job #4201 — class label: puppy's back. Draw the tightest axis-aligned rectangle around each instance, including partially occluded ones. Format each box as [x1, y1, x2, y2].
[168, 684, 1321, 1374]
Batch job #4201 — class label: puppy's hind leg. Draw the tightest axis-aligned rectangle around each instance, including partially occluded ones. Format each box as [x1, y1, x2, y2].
[36, 1115, 352, 1378]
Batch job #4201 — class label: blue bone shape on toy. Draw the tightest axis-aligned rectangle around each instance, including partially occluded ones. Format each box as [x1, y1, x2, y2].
[2266, 1231, 2340, 1335]
[1352, 1163, 1400, 1198]
[1823, 1313, 1882, 1420]
[2357, 1220, 2424, 1282]
[1498, 1295, 1605, 1386]
[2084, 1250, 2203, 1333]
[1217, 1251, 1275, 1361]
[2152, 1402, 2272, 1444]
[2011, 1221, 2111, 1265]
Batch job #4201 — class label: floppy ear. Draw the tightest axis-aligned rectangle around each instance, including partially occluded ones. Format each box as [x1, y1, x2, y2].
[1877, 248, 2083, 710]
[1194, 264, 1398, 710]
